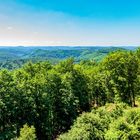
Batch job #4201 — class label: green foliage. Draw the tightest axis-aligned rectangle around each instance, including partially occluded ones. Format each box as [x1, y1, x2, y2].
[0, 48, 140, 140]
[17, 124, 36, 140]
[101, 51, 139, 106]
[0, 46, 126, 69]
[58, 113, 106, 140]
[58, 103, 129, 140]
[105, 108, 140, 140]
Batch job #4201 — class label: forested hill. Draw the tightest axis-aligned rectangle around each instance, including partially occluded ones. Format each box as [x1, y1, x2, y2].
[0, 46, 136, 69]
[0, 47, 140, 140]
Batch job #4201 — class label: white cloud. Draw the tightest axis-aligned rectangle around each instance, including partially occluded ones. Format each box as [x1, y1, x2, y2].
[7, 26, 13, 30]
[33, 31, 38, 35]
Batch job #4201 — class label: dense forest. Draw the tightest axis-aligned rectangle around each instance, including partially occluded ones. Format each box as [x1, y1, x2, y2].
[0, 47, 140, 140]
[0, 46, 132, 70]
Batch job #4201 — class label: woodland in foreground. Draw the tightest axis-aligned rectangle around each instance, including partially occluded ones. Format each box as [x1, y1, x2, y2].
[0, 48, 140, 140]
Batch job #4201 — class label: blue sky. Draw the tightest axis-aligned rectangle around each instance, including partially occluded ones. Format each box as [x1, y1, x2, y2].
[0, 0, 140, 46]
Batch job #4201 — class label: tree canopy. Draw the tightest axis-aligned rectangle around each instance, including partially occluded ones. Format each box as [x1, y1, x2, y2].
[0, 48, 140, 140]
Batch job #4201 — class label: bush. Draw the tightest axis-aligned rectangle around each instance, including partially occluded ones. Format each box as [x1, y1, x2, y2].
[105, 108, 140, 140]
[17, 124, 36, 140]
[58, 112, 107, 140]
[58, 103, 127, 140]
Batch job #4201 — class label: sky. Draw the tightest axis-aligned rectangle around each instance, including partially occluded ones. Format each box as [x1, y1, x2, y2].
[0, 0, 140, 46]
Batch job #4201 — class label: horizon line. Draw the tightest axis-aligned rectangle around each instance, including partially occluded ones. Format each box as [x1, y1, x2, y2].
[0, 45, 139, 47]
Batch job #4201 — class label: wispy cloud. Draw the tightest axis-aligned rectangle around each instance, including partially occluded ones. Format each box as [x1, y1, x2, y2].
[0, 0, 140, 46]
[7, 26, 13, 30]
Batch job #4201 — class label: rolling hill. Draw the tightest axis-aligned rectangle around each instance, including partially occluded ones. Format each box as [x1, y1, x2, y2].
[0, 46, 136, 69]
